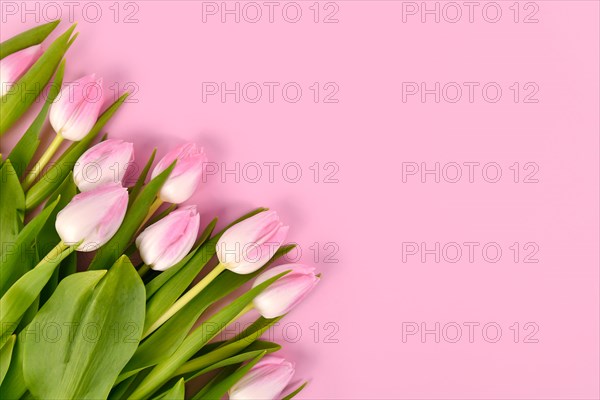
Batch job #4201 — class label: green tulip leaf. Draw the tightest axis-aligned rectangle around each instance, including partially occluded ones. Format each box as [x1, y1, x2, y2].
[282, 381, 309, 400]
[22, 256, 145, 399]
[129, 148, 156, 204]
[183, 340, 280, 381]
[128, 269, 290, 399]
[37, 173, 78, 305]
[0, 161, 25, 246]
[0, 196, 60, 297]
[0, 240, 74, 347]
[0, 20, 60, 59]
[0, 24, 76, 135]
[24, 93, 129, 211]
[88, 162, 175, 271]
[7, 60, 65, 178]
[0, 334, 27, 398]
[175, 317, 283, 378]
[157, 377, 185, 400]
[0, 335, 16, 385]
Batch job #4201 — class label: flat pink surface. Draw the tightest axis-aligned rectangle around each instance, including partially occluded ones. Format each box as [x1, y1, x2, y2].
[1, 1, 599, 398]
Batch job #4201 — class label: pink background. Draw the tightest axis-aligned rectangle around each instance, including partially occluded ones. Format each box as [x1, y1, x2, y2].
[1, 1, 599, 398]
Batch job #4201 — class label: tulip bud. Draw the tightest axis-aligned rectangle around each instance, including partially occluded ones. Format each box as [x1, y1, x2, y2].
[150, 143, 207, 204]
[49, 74, 105, 141]
[0, 45, 43, 96]
[55, 183, 128, 252]
[229, 356, 295, 400]
[135, 206, 200, 271]
[216, 211, 289, 274]
[252, 264, 318, 318]
[73, 139, 134, 192]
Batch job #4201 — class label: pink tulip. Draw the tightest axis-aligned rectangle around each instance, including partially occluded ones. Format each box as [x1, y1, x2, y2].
[216, 211, 289, 274]
[73, 139, 135, 192]
[229, 356, 295, 400]
[0, 45, 43, 96]
[252, 264, 318, 318]
[150, 143, 207, 204]
[55, 183, 128, 252]
[49, 74, 105, 141]
[136, 206, 200, 271]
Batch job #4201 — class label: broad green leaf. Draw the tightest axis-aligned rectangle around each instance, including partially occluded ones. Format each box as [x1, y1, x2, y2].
[128, 270, 290, 399]
[120, 244, 295, 383]
[0, 24, 76, 135]
[0, 20, 60, 59]
[0, 335, 16, 385]
[0, 197, 60, 296]
[23, 256, 145, 399]
[282, 381, 309, 400]
[158, 378, 185, 400]
[191, 351, 266, 400]
[88, 162, 175, 270]
[0, 334, 27, 398]
[7, 60, 65, 178]
[129, 149, 156, 204]
[24, 93, 129, 211]
[0, 161, 25, 246]
[0, 241, 74, 346]
[37, 174, 77, 304]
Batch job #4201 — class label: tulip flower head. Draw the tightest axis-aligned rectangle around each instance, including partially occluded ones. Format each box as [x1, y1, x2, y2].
[73, 139, 135, 192]
[0, 45, 43, 97]
[136, 206, 200, 271]
[229, 356, 295, 400]
[216, 211, 289, 274]
[55, 183, 128, 252]
[151, 143, 207, 204]
[49, 74, 105, 141]
[252, 264, 319, 319]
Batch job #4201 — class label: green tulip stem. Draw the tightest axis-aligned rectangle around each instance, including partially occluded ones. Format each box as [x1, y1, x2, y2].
[22, 133, 64, 190]
[142, 262, 227, 339]
[138, 264, 151, 278]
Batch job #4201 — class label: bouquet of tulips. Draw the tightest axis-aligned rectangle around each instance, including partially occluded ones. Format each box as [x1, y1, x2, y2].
[0, 21, 318, 400]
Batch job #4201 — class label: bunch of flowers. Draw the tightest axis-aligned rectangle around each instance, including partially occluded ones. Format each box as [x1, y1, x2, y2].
[0, 21, 319, 400]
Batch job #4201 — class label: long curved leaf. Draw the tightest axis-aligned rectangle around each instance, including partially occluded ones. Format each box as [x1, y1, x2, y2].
[8, 60, 65, 178]
[0, 161, 25, 246]
[0, 197, 60, 296]
[0, 20, 60, 59]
